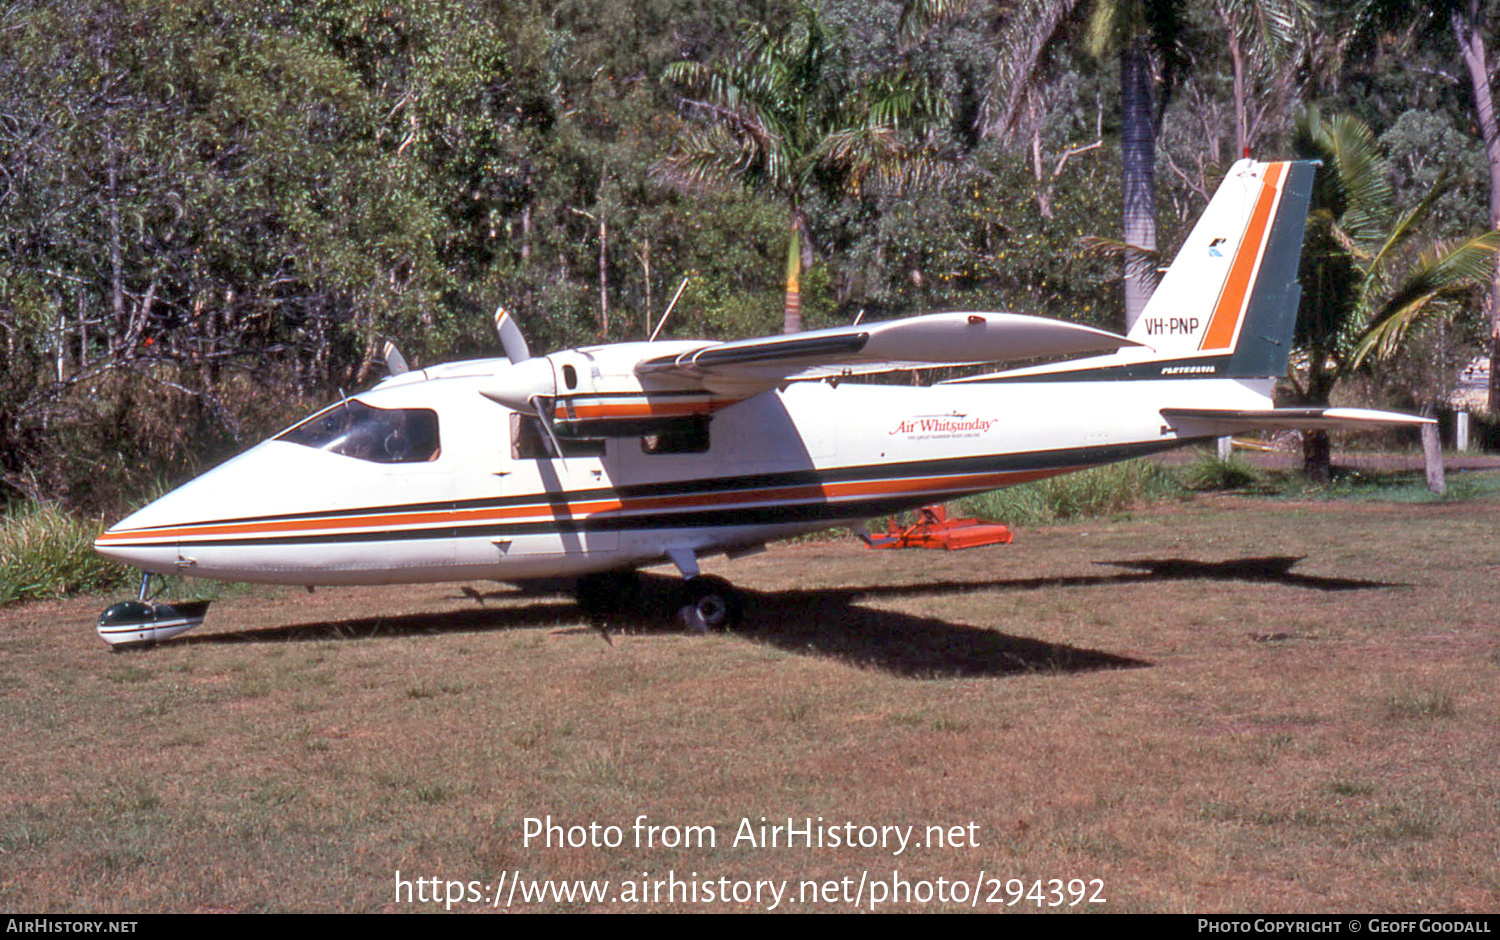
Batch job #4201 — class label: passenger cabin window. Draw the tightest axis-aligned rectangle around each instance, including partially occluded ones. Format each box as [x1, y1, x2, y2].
[641, 417, 710, 455]
[277, 400, 440, 463]
[510, 413, 605, 459]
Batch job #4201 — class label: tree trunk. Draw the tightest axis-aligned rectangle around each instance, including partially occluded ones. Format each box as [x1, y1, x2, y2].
[783, 214, 804, 334]
[1031, 126, 1052, 218]
[1421, 403, 1446, 494]
[598, 211, 609, 339]
[1453, 2, 1500, 416]
[1300, 347, 1336, 482]
[122, 280, 156, 362]
[1302, 430, 1331, 485]
[521, 166, 533, 263]
[1120, 39, 1158, 331]
[107, 138, 125, 356]
[1229, 29, 1249, 157]
[639, 237, 652, 340]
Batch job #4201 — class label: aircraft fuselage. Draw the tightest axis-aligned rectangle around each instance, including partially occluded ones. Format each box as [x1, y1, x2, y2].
[95, 362, 1262, 586]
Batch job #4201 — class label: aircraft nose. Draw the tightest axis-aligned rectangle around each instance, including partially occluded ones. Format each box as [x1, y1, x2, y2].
[93, 446, 268, 576]
[94, 506, 184, 576]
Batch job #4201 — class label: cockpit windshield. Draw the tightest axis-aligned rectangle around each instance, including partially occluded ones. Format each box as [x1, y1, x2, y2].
[276, 400, 440, 463]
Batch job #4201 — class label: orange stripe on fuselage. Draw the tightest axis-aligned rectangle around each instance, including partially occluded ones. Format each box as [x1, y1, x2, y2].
[97, 467, 1074, 546]
[554, 397, 744, 421]
[1198, 162, 1286, 353]
[96, 498, 626, 544]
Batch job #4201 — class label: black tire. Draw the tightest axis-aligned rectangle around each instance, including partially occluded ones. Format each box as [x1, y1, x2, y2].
[674, 575, 743, 633]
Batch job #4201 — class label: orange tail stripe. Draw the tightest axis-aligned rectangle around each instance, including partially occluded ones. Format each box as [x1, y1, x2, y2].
[1199, 161, 1286, 352]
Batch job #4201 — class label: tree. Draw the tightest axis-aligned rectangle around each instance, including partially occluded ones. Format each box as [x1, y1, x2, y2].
[1209, 0, 1315, 157]
[0, 0, 529, 506]
[1292, 108, 1500, 483]
[659, 0, 951, 333]
[1445, 1, 1500, 415]
[982, 0, 1188, 330]
[1349, 0, 1500, 415]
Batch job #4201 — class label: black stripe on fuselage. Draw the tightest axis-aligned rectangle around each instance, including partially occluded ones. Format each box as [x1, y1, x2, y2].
[554, 389, 725, 403]
[118, 437, 1187, 534]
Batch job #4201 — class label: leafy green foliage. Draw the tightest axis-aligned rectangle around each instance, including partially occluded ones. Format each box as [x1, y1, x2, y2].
[1294, 107, 1499, 387]
[0, 503, 131, 605]
[0, 1, 1496, 515]
[659, 0, 953, 331]
[957, 459, 1181, 526]
[1179, 452, 1268, 492]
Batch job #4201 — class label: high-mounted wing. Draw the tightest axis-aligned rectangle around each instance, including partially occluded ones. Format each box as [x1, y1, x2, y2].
[477, 311, 1142, 439]
[634, 312, 1140, 389]
[1161, 407, 1435, 435]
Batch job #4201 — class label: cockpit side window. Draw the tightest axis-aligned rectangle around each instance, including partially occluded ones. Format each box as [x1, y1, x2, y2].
[277, 400, 441, 463]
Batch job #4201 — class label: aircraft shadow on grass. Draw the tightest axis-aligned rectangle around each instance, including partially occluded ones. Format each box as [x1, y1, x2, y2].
[863, 554, 1403, 598]
[174, 554, 1397, 679]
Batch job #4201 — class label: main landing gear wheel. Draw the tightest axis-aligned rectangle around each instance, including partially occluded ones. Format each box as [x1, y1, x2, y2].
[674, 575, 743, 633]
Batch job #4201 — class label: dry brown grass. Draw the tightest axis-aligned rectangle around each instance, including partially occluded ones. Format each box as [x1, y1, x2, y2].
[1, 492, 1497, 912]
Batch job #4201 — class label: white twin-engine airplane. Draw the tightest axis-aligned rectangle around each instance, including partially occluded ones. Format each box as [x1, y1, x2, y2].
[94, 159, 1430, 645]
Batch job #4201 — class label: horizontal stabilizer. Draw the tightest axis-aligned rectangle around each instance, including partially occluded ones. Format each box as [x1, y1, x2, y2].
[1161, 407, 1434, 435]
[636, 312, 1139, 389]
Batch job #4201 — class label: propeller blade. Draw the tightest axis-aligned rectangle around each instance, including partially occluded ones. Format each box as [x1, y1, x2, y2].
[495, 306, 531, 364]
[382, 340, 409, 375]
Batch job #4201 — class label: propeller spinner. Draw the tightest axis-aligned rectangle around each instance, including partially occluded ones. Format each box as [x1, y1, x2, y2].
[479, 308, 568, 460]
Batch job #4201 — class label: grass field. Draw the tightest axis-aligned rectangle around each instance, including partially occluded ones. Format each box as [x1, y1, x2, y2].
[1, 490, 1497, 912]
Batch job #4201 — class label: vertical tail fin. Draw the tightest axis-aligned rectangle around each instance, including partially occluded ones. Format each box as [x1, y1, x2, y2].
[945, 159, 1318, 385]
[1127, 159, 1316, 378]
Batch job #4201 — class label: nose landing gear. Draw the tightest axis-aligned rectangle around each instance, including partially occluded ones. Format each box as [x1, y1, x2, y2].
[96, 573, 211, 649]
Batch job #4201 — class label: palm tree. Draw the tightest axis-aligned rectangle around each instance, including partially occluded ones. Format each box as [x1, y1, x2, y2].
[1354, 0, 1500, 415]
[1210, 0, 1315, 157]
[1448, 0, 1500, 416]
[909, 0, 1310, 329]
[659, 1, 951, 334]
[981, 0, 1188, 330]
[887, 0, 1191, 327]
[1293, 108, 1500, 483]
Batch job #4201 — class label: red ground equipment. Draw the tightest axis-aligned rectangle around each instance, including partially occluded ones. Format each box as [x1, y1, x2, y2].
[866, 503, 1013, 551]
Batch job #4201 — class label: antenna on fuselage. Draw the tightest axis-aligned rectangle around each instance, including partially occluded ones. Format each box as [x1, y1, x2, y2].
[649, 277, 690, 342]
